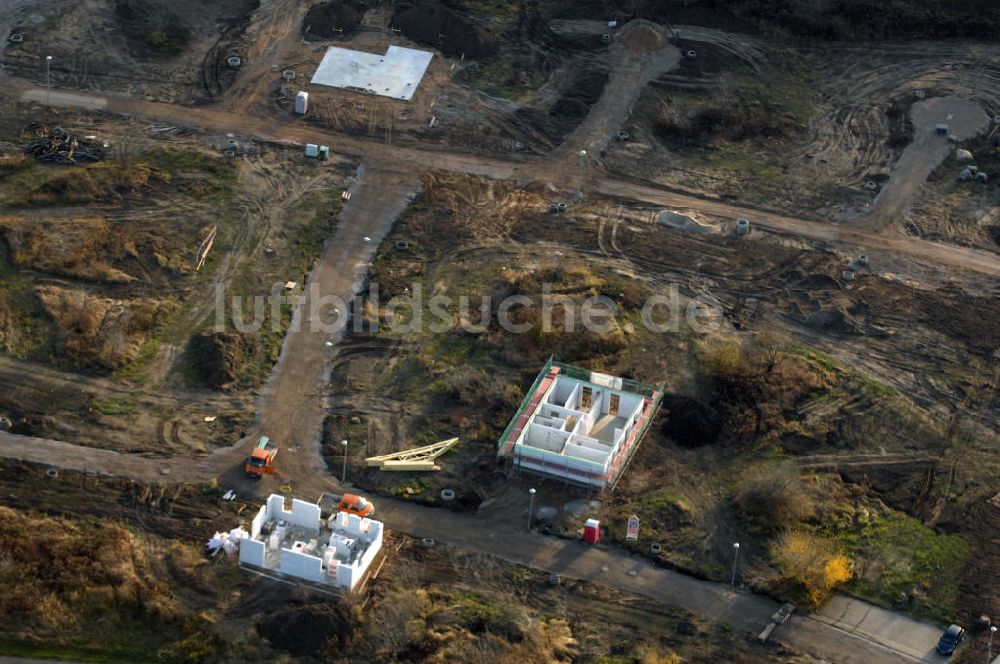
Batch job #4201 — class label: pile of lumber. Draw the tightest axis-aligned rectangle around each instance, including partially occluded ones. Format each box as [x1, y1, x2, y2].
[365, 437, 460, 471]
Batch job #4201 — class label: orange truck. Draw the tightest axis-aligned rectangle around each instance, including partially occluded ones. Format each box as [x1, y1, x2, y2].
[245, 436, 278, 478]
[331, 493, 375, 518]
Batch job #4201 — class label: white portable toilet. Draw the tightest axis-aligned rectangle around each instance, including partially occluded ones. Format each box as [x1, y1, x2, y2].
[295, 91, 309, 115]
[305, 143, 319, 158]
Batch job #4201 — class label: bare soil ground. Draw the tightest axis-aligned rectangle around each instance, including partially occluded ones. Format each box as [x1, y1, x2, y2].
[325, 171, 1000, 622]
[606, 38, 1000, 228]
[0, 0, 998, 653]
[2, 0, 260, 102]
[908, 128, 1000, 251]
[0, 105, 357, 452]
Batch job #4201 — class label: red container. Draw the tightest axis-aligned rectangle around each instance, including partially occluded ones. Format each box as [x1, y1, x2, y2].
[583, 518, 601, 544]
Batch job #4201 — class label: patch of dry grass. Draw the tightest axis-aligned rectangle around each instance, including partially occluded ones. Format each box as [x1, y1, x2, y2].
[35, 285, 166, 369]
[0, 216, 133, 283]
[0, 507, 175, 640]
[14, 162, 168, 207]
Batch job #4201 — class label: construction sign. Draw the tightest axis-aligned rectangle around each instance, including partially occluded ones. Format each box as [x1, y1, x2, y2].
[626, 514, 640, 542]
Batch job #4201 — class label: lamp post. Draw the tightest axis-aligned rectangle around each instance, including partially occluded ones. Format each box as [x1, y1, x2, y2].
[731, 542, 740, 586]
[341, 439, 348, 483]
[527, 488, 536, 531]
[989, 625, 997, 664]
[577, 149, 587, 200]
[45, 55, 52, 105]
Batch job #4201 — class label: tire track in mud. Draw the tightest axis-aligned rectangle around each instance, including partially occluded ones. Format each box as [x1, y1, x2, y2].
[792, 40, 1000, 194]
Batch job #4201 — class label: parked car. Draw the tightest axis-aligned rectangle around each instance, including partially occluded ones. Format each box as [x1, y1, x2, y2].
[936, 624, 966, 656]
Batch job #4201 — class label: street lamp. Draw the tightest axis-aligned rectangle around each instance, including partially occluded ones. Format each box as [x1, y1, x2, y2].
[341, 439, 348, 483]
[45, 55, 52, 105]
[527, 488, 536, 531]
[989, 625, 997, 664]
[577, 149, 587, 200]
[731, 542, 740, 586]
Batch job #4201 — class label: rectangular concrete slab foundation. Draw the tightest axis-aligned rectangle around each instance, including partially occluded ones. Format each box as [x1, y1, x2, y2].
[310, 45, 433, 101]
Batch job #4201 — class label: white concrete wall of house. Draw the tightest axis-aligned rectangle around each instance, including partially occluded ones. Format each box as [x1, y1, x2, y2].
[564, 440, 610, 464]
[250, 504, 267, 539]
[516, 444, 605, 475]
[574, 434, 612, 453]
[594, 390, 607, 416]
[618, 392, 644, 416]
[526, 423, 569, 451]
[551, 378, 575, 405]
[281, 548, 324, 583]
[336, 560, 355, 588]
[267, 494, 285, 521]
[240, 538, 266, 567]
[291, 499, 322, 530]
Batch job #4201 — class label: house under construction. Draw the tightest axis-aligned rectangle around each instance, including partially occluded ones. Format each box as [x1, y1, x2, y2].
[238, 494, 383, 591]
[497, 359, 664, 491]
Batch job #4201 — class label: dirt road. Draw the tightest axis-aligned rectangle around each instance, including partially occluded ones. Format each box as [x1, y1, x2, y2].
[543, 21, 680, 184]
[253, 164, 419, 494]
[602, 178, 1000, 290]
[13, 81, 1000, 291]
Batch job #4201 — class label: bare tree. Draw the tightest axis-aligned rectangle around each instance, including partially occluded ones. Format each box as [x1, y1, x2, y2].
[756, 330, 785, 373]
[115, 118, 138, 168]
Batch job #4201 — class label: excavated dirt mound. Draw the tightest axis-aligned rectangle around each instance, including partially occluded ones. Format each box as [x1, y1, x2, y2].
[257, 602, 355, 656]
[302, 1, 362, 38]
[623, 24, 665, 54]
[191, 330, 257, 390]
[393, 2, 498, 58]
[113, 0, 191, 57]
[660, 394, 721, 448]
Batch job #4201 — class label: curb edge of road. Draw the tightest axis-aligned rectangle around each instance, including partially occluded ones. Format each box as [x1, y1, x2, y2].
[796, 613, 925, 664]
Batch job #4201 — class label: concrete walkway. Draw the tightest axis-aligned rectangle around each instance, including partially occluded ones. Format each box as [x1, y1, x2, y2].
[810, 596, 948, 663]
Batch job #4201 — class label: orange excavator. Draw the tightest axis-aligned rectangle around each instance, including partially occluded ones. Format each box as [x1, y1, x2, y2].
[245, 436, 278, 478]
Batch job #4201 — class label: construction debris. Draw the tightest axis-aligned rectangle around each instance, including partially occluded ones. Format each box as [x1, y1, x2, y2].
[759, 603, 796, 642]
[22, 125, 105, 164]
[206, 526, 248, 556]
[195, 225, 218, 272]
[365, 437, 460, 471]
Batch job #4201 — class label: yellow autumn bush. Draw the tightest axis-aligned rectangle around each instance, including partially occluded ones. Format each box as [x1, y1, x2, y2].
[771, 530, 852, 606]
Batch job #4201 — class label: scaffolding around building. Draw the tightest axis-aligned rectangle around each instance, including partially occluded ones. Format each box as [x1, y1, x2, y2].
[497, 357, 664, 492]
